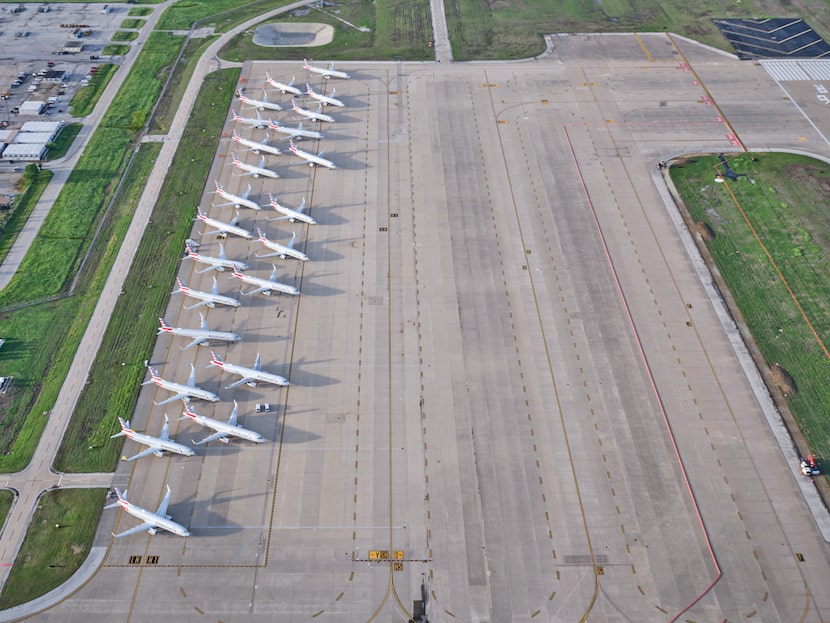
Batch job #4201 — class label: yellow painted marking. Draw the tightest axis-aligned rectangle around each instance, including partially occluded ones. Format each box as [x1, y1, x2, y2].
[369, 550, 389, 560]
[394, 550, 405, 559]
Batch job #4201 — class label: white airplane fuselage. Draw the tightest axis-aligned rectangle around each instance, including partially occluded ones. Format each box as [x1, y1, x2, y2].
[199, 214, 253, 240]
[271, 202, 316, 225]
[235, 271, 299, 296]
[240, 95, 282, 112]
[293, 104, 335, 124]
[122, 429, 195, 458]
[188, 251, 249, 272]
[233, 159, 279, 179]
[268, 121, 324, 141]
[178, 286, 240, 309]
[159, 325, 241, 345]
[306, 86, 345, 108]
[185, 412, 264, 443]
[115, 500, 190, 537]
[266, 73, 303, 96]
[151, 376, 220, 403]
[290, 143, 335, 169]
[257, 237, 308, 262]
[215, 187, 261, 211]
[304, 60, 350, 80]
[217, 360, 289, 387]
[233, 134, 282, 157]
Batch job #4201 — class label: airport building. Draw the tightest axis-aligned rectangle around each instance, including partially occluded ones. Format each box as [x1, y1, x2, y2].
[18, 100, 46, 116]
[0, 143, 47, 161]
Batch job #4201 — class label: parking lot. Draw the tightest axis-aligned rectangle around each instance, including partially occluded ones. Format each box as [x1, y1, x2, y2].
[0, 2, 146, 130]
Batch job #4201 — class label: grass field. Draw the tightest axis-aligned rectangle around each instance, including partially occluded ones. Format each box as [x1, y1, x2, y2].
[0, 488, 106, 610]
[69, 64, 117, 118]
[0, 490, 13, 533]
[56, 68, 241, 473]
[670, 153, 830, 460]
[102, 44, 131, 56]
[0, 170, 52, 266]
[128, 7, 153, 17]
[120, 18, 146, 29]
[148, 35, 218, 135]
[111, 30, 139, 42]
[157, 0, 285, 32]
[219, 0, 433, 62]
[44, 123, 83, 161]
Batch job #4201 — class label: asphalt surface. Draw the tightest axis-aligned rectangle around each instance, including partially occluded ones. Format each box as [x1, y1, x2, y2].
[2, 18, 830, 623]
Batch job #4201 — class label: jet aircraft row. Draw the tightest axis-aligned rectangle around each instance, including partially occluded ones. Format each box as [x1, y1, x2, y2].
[109, 62, 353, 539]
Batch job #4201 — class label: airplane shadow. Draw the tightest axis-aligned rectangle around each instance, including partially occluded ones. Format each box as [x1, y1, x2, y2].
[286, 357, 339, 388]
[297, 272, 344, 297]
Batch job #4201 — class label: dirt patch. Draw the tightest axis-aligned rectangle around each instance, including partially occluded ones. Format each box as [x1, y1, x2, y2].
[770, 362, 797, 396]
[252, 22, 334, 47]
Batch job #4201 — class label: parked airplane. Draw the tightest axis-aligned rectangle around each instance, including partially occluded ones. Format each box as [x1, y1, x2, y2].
[237, 87, 283, 112]
[231, 129, 282, 156]
[143, 363, 220, 406]
[196, 207, 253, 240]
[157, 313, 241, 350]
[112, 414, 195, 461]
[209, 350, 290, 388]
[231, 152, 279, 179]
[185, 241, 250, 273]
[230, 263, 300, 297]
[305, 83, 345, 107]
[291, 99, 335, 124]
[172, 276, 241, 310]
[106, 485, 190, 538]
[267, 118, 324, 141]
[255, 227, 309, 261]
[212, 180, 262, 211]
[289, 140, 336, 169]
[266, 193, 316, 225]
[304, 58, 350, 80]
[181, 400, 264, 445]
[231, 108, 268, 129]
[265, 72, 303, 96]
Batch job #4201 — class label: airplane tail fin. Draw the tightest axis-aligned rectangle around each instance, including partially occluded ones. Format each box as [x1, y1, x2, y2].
[110, 417, 129, 438]
[209, 350, 223, 367]
[158, 317, 173, 333]
[104, 487, 127, 509]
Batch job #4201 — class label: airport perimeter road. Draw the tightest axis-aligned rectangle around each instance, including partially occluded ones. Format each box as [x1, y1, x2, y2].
[17, 35, 830, 622]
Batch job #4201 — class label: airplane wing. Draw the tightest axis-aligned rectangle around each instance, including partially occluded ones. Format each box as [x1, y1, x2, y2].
[113, 523, 155, 539]
[123, 446, 163, 462]
[225, 377, 256, 390]
[187, 364, 197, 387]
[154, 392, 189, 407]
[254, 251, 281, 259]
[185, 300, 209, 310]
[160, 415, 171, 440]
[156, 486, 172, 517]
[202, 228, 229, 238]
[193, 431, 228, 445]
[181, 336, 207, 351]
[241, 286, 268, 296]
[196, 264, 220, 274]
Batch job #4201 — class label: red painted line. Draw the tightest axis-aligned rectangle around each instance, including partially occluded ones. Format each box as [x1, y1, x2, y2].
[563, 125, 722, 621]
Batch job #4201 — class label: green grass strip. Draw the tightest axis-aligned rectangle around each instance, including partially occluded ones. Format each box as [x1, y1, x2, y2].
[44, 123, 83, 161]
[0, 169, 53, 267]
[69, 64, 118, 118]
[0, 489, 106, 609]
